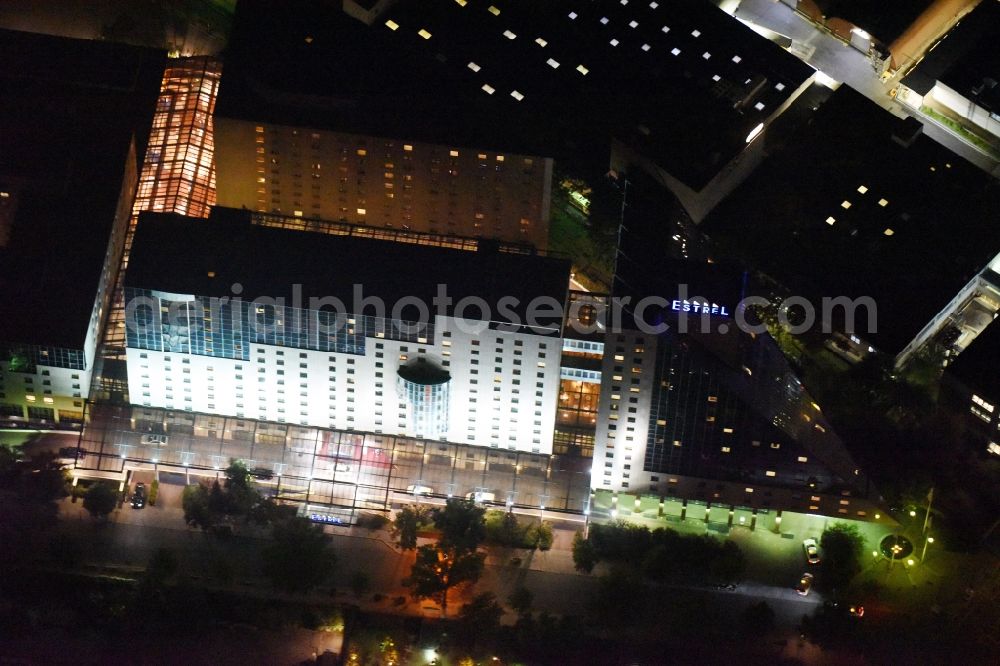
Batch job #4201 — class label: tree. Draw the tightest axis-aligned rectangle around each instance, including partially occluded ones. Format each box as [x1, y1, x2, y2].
[182, 483, 216, 530]
[433, 498, 486, 552]
[820, 522, 865, 590]
[572, 531, 598, 573]
[83, 481, 118, 520]
[393, 505, 426, 550]
[262, 517, 336, 594]
[404, 543, 485, 617]
[455, 592, 504, 650]
[508, 585, 534, 618]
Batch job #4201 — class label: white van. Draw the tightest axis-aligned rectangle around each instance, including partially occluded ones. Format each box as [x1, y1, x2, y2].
[406, 484, 435, 495]
[465, 491, 496, 503]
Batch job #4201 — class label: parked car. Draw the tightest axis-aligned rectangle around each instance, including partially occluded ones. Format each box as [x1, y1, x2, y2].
[251, 467, 274, 480]
[406, 484, 435, 495]
[140, 434, 169, 447]
[803, 537, 821, 564]
[58, 446, 85, 460]
[131, 482, 147, 509]
[795, 573, 814, 596]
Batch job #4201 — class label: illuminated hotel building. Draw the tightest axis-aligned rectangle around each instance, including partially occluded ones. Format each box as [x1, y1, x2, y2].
[123, 208, 569, 454]
[213, 119, 553, 250]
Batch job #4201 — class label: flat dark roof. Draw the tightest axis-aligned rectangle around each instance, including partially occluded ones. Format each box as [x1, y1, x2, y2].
[946, 321, 1000, 399]
[217, 0, 812, 186]
[0, 29, 165, 349]
[704, 87, 1000, 355]
[126, 208, 572, 334]
[902, 1, 1000, 99]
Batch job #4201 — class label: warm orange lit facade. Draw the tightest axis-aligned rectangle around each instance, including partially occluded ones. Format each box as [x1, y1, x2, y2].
[94, 56, 222, 399]
[213, 118, 553, 250]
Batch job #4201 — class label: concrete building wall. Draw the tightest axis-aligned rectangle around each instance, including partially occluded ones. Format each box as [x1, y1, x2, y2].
[214, 118, 552, 250]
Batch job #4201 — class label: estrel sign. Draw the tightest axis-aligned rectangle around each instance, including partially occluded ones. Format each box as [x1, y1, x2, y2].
[671, 299, 729, 316]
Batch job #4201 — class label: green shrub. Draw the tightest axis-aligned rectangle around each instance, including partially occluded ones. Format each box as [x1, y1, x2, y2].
[149, 479, 159, 506]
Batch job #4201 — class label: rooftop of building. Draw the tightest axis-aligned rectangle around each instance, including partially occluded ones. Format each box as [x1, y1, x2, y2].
[703, 86, 1000, 356]
[0, 29, 165, 350]
[126, 207, 572, 334]
[816, 0, 934, 44]
[901, 0, 1000, 113]
[216, 0, 812, 187]
[945, 317, 1000, 399]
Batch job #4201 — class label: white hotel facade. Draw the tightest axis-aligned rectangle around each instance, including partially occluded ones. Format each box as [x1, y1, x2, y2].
[123, 209, 568, 455]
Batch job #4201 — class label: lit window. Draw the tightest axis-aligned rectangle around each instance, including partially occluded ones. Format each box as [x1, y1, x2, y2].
[488, 5, 500, 15]
[535, 37, 547, 47]
[546, 58, 560, 69]
[510, 90, 524, 101]
[449, 149, 459, 157]
[754, 101, 765, 111]
[503, 30, 516, 40]
[385, 19, 399, 31]
[973, 395, 995, 412]
[712, 74, 720, 81]
[576, 64, 589, 75]
[629, 20, 638, 28]
[732, 55, 742, 63]
[403, 144, 413, 151]
[798, 456, 808, 462]
[745, 488, 754, 493]
[775, 82, 785, 91]
[357, 208, 366, 215]
[568, 11, 578, 19]
[600, 17, 609, 25]
[878, 198, 889, 207]
[841, 200, 851, 209]
[418, 28, 432, 40]
[765, 470, 776, 477]
[650, 1, 659, 7]
[477, 153, 487, 159]
[691, 29, 701, 37]
[641, 44, 651, 52]
[857, 185, 868, 194]
[661, 25, 669, 33]
[703, 51, 711, 60]
[826, 216, 836, 225]
[481, 83, 496, 94]
[671, 47, 680, 56]
[467, 61, 481, 72]
[610, 38, 619, 46]
[357, 148, 367, 156]
[496, 155, 505, 162]
[293, 210, 303, 217]
[723, 427, 733, 433]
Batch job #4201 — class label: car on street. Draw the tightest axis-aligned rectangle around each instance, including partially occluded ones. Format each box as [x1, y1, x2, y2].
[251, 467, 274, 480]
[465, 491, 496, 503]
[406, 484, 434, 495]
[131, 482, 147, 509]
[803, 537, 821, 564]
[140, 434, 169, 447]
[795, 572, 814, 596]
[848, 605, 865, 618]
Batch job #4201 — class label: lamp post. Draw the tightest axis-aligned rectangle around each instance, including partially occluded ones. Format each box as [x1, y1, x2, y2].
[921, 536, 934, 562]
[889, 542, 903, 571]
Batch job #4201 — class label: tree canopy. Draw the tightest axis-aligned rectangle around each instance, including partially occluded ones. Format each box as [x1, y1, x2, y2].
[83, 481, 119, 520]
[262, 516, 336, 594]
[820, 522, 865, 591]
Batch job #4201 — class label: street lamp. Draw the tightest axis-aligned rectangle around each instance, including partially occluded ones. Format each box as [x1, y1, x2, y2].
[921, 536, 935, 562]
